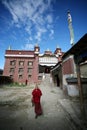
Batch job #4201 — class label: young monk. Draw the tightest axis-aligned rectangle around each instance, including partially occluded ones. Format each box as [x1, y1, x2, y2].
[32, 84, 42, 119]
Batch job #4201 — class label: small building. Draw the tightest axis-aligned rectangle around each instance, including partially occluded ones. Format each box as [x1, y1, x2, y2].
[62, 33, 87, 97]
[51, 33, 87, 97]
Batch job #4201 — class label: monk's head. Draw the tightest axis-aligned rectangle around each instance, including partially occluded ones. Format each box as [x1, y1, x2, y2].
[35, 83, 38, 89]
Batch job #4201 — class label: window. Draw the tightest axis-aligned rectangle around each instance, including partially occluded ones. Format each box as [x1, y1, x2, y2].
[19, 61, 24, 66]
[9, 68, 14, 73]
[18, 68, 23, 73]
[28, 75, 31, 79]
[10, 60, 16, 66]
[28, 61, 33, 66]
[27, 68, 32, 73]
[10, 75, 13, 79]
[38, 76, 42, 80]
[19, 74, 23, 79]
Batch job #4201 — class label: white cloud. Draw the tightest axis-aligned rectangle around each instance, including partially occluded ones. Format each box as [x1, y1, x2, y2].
[2, 0, 55, 42]
[29, 36, 33, 41]
[46, 15, 53, 23]
[25, 24, 32, 35]
[22, 43, 34, 50]
[35, 32, 41, 42]
[35, 27, 47, 41]
[49, 29, 54, 39]
[2, 1, 19, 23]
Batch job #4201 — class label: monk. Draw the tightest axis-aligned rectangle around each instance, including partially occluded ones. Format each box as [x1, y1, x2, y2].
[32, 84, 42, 119]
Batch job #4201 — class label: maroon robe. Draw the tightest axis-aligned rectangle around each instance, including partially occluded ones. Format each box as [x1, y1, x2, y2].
[32, 88, 42, 115]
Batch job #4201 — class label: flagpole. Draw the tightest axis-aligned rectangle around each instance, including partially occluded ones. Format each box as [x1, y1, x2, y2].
[67, 10, 74, 46]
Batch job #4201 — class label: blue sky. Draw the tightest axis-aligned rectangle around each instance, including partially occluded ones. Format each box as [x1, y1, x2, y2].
[0, 0, 87, 69]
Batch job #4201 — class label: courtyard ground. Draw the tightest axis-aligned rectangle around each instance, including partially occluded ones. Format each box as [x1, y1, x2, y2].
[0, 82, 87, 130]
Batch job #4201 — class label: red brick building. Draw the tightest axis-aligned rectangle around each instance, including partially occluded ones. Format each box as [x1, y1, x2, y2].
[3, 45, 40, 85]
[3, 45, 63, 84]
[3, 45, 64, 85]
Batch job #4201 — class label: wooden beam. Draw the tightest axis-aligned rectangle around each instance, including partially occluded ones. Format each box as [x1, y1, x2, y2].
[76, 63, 86, 120]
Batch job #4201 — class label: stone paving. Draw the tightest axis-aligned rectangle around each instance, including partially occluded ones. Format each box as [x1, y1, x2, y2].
[0, 81, 87, 130]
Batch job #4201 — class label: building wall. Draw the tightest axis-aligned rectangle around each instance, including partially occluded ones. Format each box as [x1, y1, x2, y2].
[80, 62, 87, 78]
[50, 62, 62, 88]
[62, 56, 75, 75]
[3, 46, 64, 85]
[3, 50, 39, 85]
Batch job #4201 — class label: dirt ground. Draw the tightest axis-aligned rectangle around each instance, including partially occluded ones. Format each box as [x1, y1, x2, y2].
[0, 84, 86, 130]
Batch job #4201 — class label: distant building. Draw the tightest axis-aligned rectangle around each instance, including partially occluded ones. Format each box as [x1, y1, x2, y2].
[3, 45, 64, 85]
[0, 69, 3, 75]
[39, 47, 64, 73]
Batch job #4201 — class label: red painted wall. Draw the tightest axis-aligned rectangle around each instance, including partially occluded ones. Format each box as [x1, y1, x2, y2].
[62, 58, 74, 74]
[3, 50, 39, 84]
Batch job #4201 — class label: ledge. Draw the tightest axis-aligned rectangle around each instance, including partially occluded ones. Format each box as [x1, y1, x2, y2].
[66, 77, 87, 84]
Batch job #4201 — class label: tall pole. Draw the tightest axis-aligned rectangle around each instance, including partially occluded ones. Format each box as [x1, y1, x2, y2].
[75, 63, 85, 120]
[74, 55, 86, 120]
[67, 10, 74, 46]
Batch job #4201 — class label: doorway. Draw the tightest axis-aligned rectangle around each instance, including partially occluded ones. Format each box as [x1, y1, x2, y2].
[45, 67, 50, 73]
[55, 75, 60, 87]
